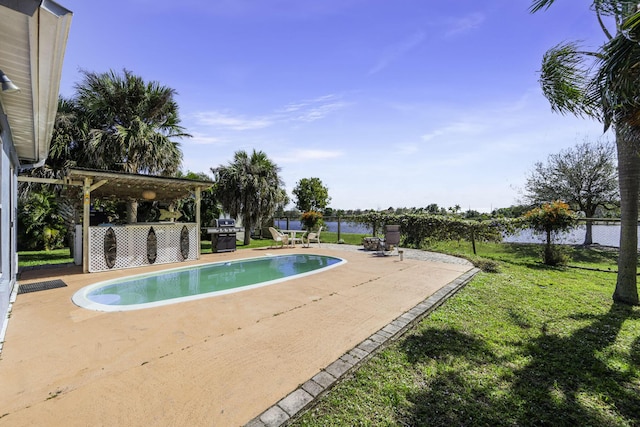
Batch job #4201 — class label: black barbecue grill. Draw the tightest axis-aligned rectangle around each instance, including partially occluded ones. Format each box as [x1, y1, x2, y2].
[204, 219, 244, 253]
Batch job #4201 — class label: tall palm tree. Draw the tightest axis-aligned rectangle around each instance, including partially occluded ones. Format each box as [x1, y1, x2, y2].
[212, 150, 288, 245]
[531, 0, 640, 305]
[75, 69, 189, 221]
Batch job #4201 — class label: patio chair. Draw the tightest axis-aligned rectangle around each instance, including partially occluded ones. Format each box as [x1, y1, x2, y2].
[376, 225, 401, 256]
[303, 226, 323, 248]
[268, 227, 289, 248]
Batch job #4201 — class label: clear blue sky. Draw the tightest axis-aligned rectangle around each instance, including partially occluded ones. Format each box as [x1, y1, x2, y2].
[57, 0, 610, 212]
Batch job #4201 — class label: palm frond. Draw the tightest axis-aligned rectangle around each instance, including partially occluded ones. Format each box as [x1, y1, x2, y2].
[592, 33, 640, 129]
[529, 0, 556, 13]
[539, 42, 599, 118]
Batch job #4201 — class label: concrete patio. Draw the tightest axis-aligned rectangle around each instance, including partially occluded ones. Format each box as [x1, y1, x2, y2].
[0, 246, 475, 426]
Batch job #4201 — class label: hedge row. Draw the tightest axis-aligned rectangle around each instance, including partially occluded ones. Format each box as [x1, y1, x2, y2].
[349, 213, 524, 248]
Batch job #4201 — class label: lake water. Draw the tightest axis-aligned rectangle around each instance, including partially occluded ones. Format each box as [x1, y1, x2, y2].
[274, 219, 372, 235]
[275, 220, 633, 249]
[503, 224, 635, 248]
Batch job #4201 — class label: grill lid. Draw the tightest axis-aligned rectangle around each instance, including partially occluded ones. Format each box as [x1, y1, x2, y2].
[215, 218, 236, 227]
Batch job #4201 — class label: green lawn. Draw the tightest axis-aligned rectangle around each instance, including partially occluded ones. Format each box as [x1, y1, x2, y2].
[18, 248, 74, 267]
[293, 242, 640, 426]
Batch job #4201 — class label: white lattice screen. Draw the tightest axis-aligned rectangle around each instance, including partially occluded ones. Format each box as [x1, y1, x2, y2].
[88, 223, 198, 272]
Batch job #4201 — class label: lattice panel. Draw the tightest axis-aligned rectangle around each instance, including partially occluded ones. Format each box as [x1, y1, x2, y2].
[88, 223, 198, 272]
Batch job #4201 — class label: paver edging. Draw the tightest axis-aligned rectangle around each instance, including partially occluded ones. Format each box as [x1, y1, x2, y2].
[244, 267, 481, 427]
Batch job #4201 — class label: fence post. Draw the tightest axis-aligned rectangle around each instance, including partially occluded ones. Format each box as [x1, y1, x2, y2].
[471, 228, 476, 255]
[337, 215, 341, 241]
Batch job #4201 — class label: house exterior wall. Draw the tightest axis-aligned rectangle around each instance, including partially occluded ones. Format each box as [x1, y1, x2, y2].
[0, 0, 72, 353]
[0, 109, 18, 348]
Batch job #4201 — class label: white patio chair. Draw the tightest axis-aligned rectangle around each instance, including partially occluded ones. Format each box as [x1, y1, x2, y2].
[268, 227, 289, 248]
[303, 226, 323, 248]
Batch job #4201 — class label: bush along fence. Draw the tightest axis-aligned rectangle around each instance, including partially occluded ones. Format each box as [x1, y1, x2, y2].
[275, 212, 631, 251]
[349, 212, 524, 254]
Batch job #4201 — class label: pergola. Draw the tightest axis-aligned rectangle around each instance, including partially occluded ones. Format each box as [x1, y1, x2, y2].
[19, 167, 214, 273]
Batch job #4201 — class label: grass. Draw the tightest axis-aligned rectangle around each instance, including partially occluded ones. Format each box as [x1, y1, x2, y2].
[292, 241, 640, 427]
[424, 240, 626, 273]
[18, 248, 73, 267]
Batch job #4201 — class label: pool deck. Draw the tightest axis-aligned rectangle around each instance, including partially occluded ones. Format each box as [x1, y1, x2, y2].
[0, 246, 475, 426]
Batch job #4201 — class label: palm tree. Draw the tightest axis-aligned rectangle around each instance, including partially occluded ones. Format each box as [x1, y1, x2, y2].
[17, 98, 89, 252]
[212, 150, 288, 245]
[531, 0, 640, 305]
[75, 69, 189, 222]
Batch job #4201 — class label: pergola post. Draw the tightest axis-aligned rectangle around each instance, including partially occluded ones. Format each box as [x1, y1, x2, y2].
[82, 177, 91, 273]
[195, 186, 201, 259]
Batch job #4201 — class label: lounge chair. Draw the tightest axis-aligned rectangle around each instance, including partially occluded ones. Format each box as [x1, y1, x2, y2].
[303, 226, 323, 248]
[376, 225, 401, 256]
[268, 227, 289, 248]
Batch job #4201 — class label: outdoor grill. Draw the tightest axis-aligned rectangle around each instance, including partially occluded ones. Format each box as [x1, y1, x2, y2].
[204, 218, 245, 253]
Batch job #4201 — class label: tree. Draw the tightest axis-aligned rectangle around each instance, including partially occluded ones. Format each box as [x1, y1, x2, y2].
[491, 205, 533, 218]
[18, 97, 91, 252]
[524, 201, 577, 265]
[17, 186, 66, 251]
[74, 69, 189, 222]
[46, 97, 91, 176]
[425, 203, 441, 215]
[524, 139, 619, 245]
[531, 0, 640, 305]
[292, 177, 331, 213]
[212, 150, 288, 245]
[173, 171, 219, 234]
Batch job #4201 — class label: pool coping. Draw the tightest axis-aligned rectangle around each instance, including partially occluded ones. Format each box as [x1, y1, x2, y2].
[71, 254, 347, 312]
[245, 267, 480, 427]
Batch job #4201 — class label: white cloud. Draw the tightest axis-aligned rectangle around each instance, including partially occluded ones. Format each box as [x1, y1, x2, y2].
[186, 132, 226, 145]
[279, 94, 339, 112]
[277, 94, 348, 122]
[194, 111, 273, 131]
[293, 101, 348, 122]
[194, 94, 348, 131]
[421, 120, 487, 142]
[368, 31, 426, 75]
[444, 12, 485, 37]
[394, 143, 420, 155]
[275, 149, 344, 164]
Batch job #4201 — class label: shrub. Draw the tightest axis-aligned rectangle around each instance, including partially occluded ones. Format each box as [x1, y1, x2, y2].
[473, 258, 501, 273]
[542, 245, 570, 266]
[352, 212, 512, 249]
[523, 201, 577, 265]
[300, 211, 323, 230]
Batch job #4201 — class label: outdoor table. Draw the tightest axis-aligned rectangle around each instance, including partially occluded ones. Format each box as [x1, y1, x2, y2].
[282, 230, 304, 247]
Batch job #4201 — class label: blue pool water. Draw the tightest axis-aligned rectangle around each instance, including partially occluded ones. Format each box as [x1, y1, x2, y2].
[72, 254, 345, 312]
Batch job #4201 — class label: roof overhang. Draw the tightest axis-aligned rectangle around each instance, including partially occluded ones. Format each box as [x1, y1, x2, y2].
[0, 0, 72, 167]
[65, 168, 214, 202]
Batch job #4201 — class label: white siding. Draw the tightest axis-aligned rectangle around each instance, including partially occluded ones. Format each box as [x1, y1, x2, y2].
[0, 113, 18, 348]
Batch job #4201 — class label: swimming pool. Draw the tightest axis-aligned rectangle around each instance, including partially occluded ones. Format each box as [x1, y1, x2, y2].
[72, 254, 346, 312]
